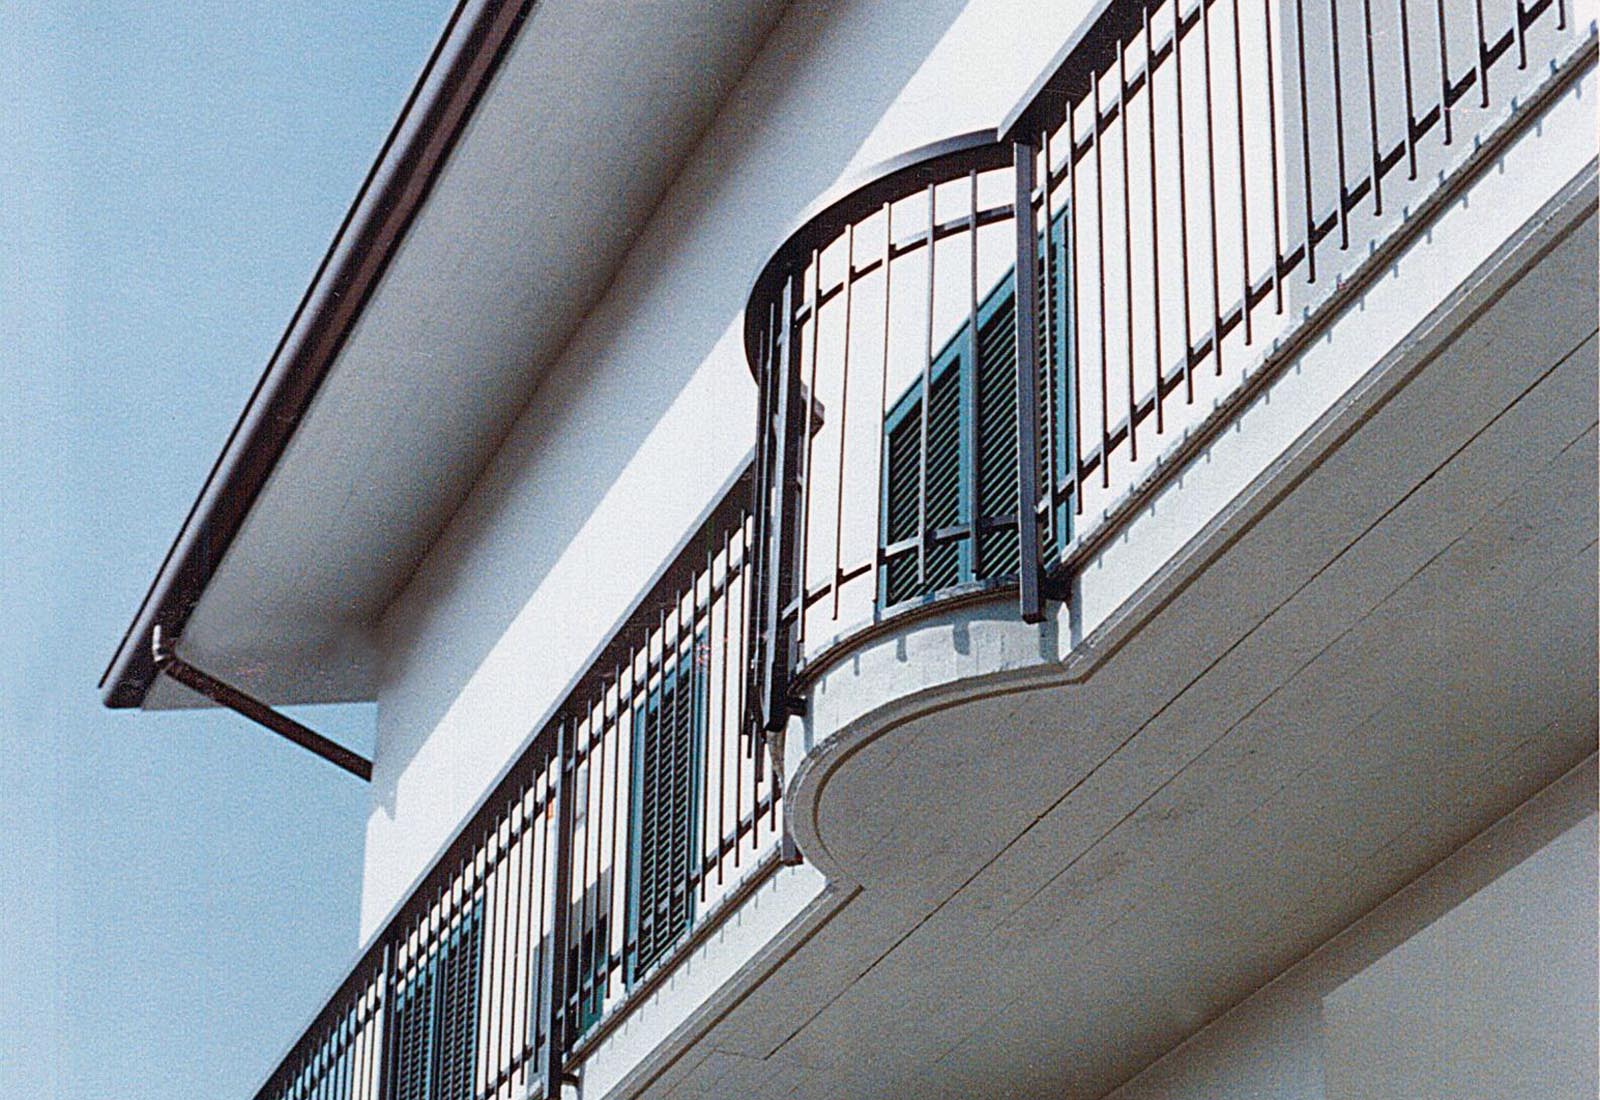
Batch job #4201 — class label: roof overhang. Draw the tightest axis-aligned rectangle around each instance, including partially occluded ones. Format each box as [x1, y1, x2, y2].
[102, 0, 788, 710]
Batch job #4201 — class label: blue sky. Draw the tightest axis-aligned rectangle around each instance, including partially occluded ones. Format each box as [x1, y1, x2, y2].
[0, 4, 445, 1096]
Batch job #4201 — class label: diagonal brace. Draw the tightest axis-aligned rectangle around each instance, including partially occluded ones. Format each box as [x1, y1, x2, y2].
[150, 626, 372, 781]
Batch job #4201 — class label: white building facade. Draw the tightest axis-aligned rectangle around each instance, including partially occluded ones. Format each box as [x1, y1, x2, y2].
[104, 1, 1598, 1098]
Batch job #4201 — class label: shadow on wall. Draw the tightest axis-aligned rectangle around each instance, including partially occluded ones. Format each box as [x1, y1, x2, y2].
[365, 0, 977, 821]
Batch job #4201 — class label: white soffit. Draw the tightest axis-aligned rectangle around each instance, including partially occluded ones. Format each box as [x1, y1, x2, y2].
[145, 0, 787, 709]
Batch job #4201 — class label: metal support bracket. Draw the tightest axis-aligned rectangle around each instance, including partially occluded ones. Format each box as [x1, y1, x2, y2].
[150, 626, 372, 781]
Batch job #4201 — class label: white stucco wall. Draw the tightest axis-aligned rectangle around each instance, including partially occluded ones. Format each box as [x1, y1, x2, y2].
[360, 0, 1112, 937]
[1105, 759, 1598, 1100]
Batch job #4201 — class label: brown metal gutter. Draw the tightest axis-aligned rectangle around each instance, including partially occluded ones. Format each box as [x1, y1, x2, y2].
[99, 0, 538, 709]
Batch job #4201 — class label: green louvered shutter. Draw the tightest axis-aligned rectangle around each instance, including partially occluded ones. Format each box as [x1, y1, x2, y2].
[881, 208, 1072, 602]
[434, 909, 482, 1100]
[627, 644, 705, 981]
[975, 285, 1020, 577]
[389, 905, 482, 1100]
[882, 352, 968, 606]
[391, 959, 436, 1100]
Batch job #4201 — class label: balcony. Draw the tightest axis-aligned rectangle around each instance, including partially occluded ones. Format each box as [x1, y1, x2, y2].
[251, 483, 790, 1100]
[745, 0, 1591, 719]
[254, 2, 1595, 1099]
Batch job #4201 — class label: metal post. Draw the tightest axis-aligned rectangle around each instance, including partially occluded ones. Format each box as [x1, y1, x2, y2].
[761, 274, 805, 731]
[746, 307, 775, 748]
[541, 724, 577, 1100]
[1013, 138, 1045, 624]
[375, 942, 397, 1100]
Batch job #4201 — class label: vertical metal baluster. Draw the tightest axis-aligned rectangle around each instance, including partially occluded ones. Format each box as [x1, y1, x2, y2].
[343, 1009, 356, 1100]
[350, 999, 362, 1100]
[1093, 68, 1110, 486]
[695, 561, 711, 897]
[1436, 0, 1453, 145]
[1557, 0, 1566, 32]
[532, 774, 548, 1068]
[343, 1011, 355, 1100]
[320, 1033, 331, 1100]
[1231, 0, 1252, 345]
[504, 796, 524, 1088]
[1201, 0, 1223, 374]
[918, 183, 936, 592]
[732, 595, 744, 870]
[1473, 0, 1490, 106]
[575, 717, 593, 1042]
[1514, 0, 1527, 70]
[1066, 110, 1085, 511]
[362, 983, 377, 1100]
[488, 813, 507, 1089]
[965, 169, 982, 574]
[1397, 0, 1418, 179]
[746, 302, 772, 729]
[797, 248, 822, 645]
[384, 935, 403, 1100]
[1330, 0, 1350, 250]
[308, 1024, 320, 1100]
[376, 940, 395, 1100]
[351, 989, 364, 1100]
[832, 224, 855, 620]
[349, 1008, 362, 1100]
[541, 735, 571, 1096]
[591, 709, 607, 1022]
[1295, 0, 1317, 283]
[1173, 2, 1195, 399]
[311, 1031, 324, 1100]
[517, 785, 535, 1083]
[1262, 0, 1284, 313]
[1145, 4, 1165, 429]
[678, 582, 694, 922]
[760, 275, 802, 732]
[1363, 0, 1384, 216]
[768, 690, 780, 840]
[640, 615, 658, 973]
[717, 528, 733, 885]
[873, 202, 893, 615]
[1040, 129, 1060, 547]
[1014, 136, 1044, 623]
[660, 603, 676, 950]
[752, 556, 764, 852]
[1119, 40, 1138, 458]
[585, 711, 604, 1021]
[698, 550, 713, 904]
[333, 1024, 344, 1100]
[604, 666, 622, 1000]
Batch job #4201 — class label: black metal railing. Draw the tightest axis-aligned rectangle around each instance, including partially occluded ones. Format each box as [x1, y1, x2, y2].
[253, 484, 785, 1100]
[252, 2, 1592, 1095]
[745, 0, 1589, 727]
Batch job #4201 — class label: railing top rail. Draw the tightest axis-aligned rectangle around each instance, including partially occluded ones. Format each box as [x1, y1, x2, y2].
[743, 0, 1170, 371]
[742, 129, 1008, 366]
[997, 0, 1146, 142]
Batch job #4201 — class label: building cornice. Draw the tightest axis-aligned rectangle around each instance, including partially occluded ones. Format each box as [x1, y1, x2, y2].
[100, 0, 537, 708]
